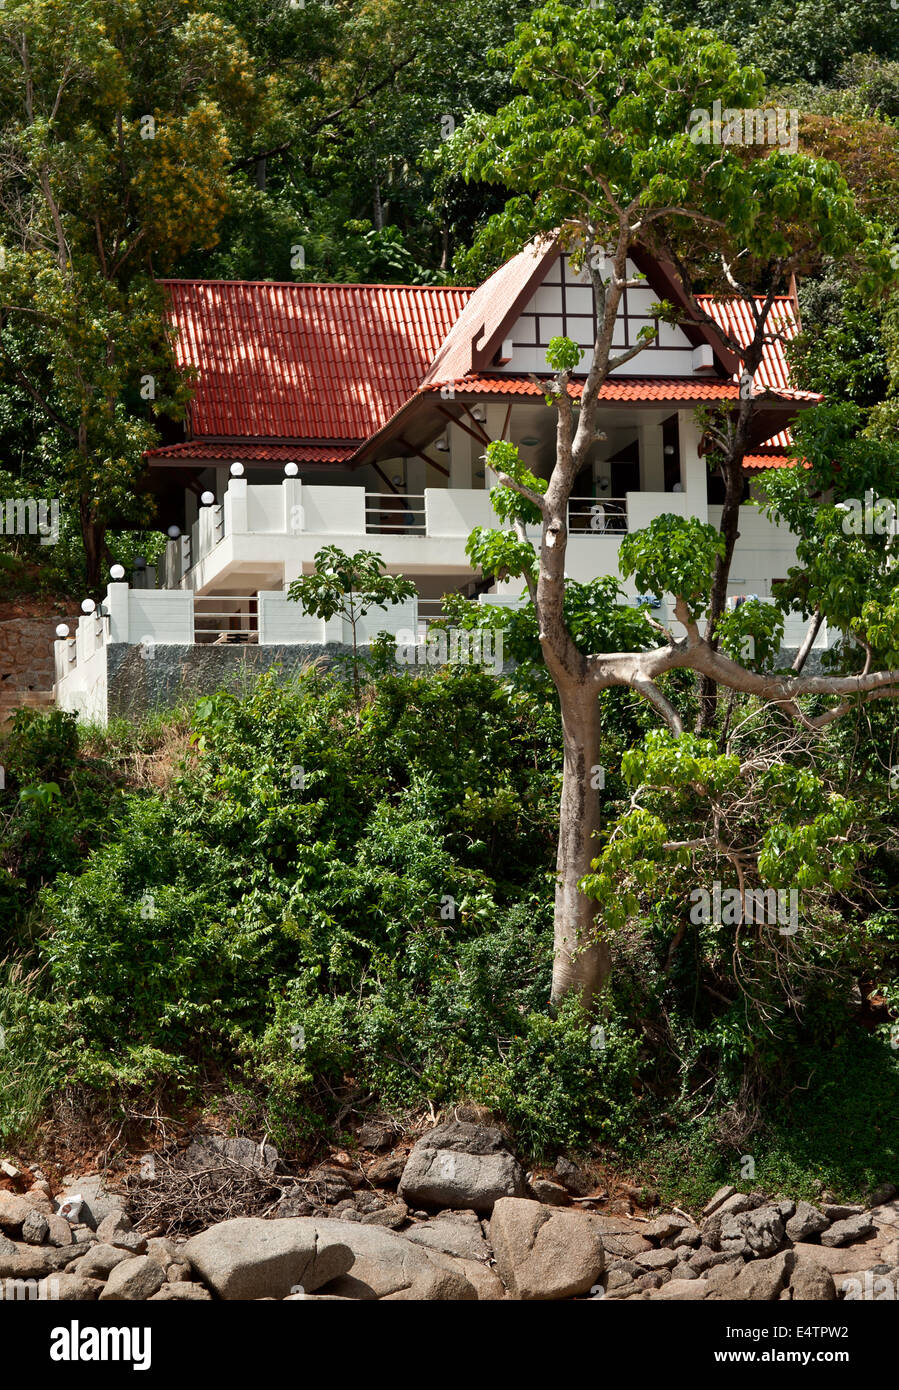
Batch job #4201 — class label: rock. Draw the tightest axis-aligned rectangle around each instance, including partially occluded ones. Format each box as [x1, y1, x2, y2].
[184, 1217, 352, 1300]
[554, 1157, 594, 1197]
[589, 1214, 652, 1260]
[603, 1261, 643, 1291]
[359, 1204, 408, 1229]
[819, 1214, 874, 1248]
[791, 1242, 878, 1278]
[270, 1195, 314, 1219]
[96, 1212, 147, 1254]
[181, 1134, 280, 1173]
[489, 1198, 605, 1300]
[145, 1237, 178, 1270]
[0, 1232, 18, 1258]
[670, 1226, 702, 1249]
[367, 1154, 406, 1188]
[529, 1178, 570, 1207]
[0, 1240, 93, 1279]
[99, 1255, 167, 1301]
[20, 1210, 50, 1245]
[790, 1262, 836, 1301]
[719, 1205, 785, 1259]
[55, 1175, 125, 1231]
[785, 1201, 829, 1243]
[149, 1282, 213, 1300]
[167, 1260, 193, 1283]
[358, 1121, 394, 1151]
[689, 1246, 735, 1275]
[404, 1214, 491, 1262]
[634, 1247, 678, 1271]
[607, 1198, 634, 1217]
[354, 1191, 385, 1216]
[651, 1278, 709, 1300]
[623, 1184, 660, 1207]
[868, 1184, 897, 1208]
[0, 1191, 30, 1231]
[23, 1190, 54, 1214]
[45, 1215, 74, 1248]
[68, 1243, 132, 1280]
[712, 1251, 794, 1301]
[703, 1185, 737, 1218]
[820, 1203, 864, 1222]
[398, 1122, 526, 1214]
[645, 1214, 690, 1242]
[36, 1274, 104, 1301]
[450, 1258, 506, 1301]
[310, 1222, 478, 1301]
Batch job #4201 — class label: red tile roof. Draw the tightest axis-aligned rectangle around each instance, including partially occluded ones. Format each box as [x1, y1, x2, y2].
[146, 442, 355, 464]
[421, 375, 816, 403]
[160, 279, 472, 443]
[695, 295, 801, 394]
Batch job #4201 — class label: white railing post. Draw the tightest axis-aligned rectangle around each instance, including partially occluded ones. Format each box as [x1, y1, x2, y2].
[104, 582, 130, 643]
[223, 477, 248, 535]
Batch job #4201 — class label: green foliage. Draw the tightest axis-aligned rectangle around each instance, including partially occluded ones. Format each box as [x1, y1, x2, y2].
[619, 514, 726, 619]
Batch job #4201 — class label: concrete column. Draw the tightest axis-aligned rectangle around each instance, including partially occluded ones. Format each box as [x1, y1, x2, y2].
[282, 477, 303, 534]
[638, 420, 665, 492]
[224, 477, 248, 535]
[449, 422, 471, 490]
[484, 405, 508, 489]
[103, 582, 130, 643]
[677, 410, 708, 519]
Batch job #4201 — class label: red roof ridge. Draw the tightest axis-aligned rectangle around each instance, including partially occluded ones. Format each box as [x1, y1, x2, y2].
[158, 277, 475, 293]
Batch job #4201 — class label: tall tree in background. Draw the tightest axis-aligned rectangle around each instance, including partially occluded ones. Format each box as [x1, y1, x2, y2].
[0, 0, 265, 585]
[459, 1, 896, 1005]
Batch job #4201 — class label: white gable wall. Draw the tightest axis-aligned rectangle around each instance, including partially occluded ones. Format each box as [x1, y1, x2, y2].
[502, 254, 697, 377]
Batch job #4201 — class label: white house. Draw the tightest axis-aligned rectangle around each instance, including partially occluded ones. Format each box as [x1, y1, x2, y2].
[54, 238, 831, 718]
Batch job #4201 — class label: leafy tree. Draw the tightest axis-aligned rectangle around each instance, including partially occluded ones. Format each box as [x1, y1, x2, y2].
[457, 2, 899, 1006]
[287, 545, 416, 701]
[0, 0, 265, 584]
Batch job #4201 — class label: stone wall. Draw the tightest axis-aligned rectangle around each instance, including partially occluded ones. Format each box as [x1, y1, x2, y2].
[0, 617, 58, 692]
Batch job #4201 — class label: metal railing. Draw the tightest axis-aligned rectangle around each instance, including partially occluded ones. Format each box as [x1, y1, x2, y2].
[567, 496, 628, 535]
[193, 594, 259, 645]
[365, 492, 426, 536]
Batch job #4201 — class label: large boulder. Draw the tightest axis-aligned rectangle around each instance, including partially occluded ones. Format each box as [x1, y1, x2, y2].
[183, 1217, 478, 1301]
[820, 1214, 874, 1248]
[55, 1175, 126, 1231]
[719, 1205, 785, 1259]
[489, 1198, 605, 1300]
[183, 1218, 353, 1300]
[398, 1122, 526, 1214]
[309, 1221, 479, 1300]
[785, 1202, 829, 1243]
[99, 1255, 167, 1301]
[790, 1261, 837, 1301]
[403, 1212, 491, 1263]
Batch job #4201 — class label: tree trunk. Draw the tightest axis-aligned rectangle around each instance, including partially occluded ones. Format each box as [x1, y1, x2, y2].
[697, 457, 744, 730]
[80, 495, 104, 590]
[550, 680, 611, 1007]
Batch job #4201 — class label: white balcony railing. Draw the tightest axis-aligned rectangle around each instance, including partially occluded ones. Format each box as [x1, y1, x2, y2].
[365, 493, 426, 535]
[567, 496, 628, 534]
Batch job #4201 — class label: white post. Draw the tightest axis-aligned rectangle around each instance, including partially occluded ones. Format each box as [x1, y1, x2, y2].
[677, 410, 708, 519]
[224, 476, 248, 534]
[449, 421, 471, 490]
[104, 582, 130, 643]
[638, 421, 665, 492]
[283, 476, 303, 535]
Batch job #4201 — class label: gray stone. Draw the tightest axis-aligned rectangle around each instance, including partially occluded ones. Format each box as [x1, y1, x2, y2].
[489, 1198, 605, 1300]
[868, 1184, 897, 1208]
[529, 1178, 570, 1207]
[405, 1215, 491, 1262]
[689, 1246, 736, 1275]
[45, 1214, 74, 1248]
[554, 1157, 594, 1197]
[702, 1185, 737, 1218]
[20, 1209, 50, 1245]
[644, 1214, 690, 1242]
[0, 1239, 93, 1279]
[358, 1121, 394, 1151]
[785, 1201, 830, 1243]
[55, 1175, 126, 1232]
[669, 1226, 703, 1249]
[181, 1134, 280, 1172]
[719, 1205, 785, 1259]
[711, 1251, 794, 1301]
[68, 1243, 132, 1280]
[99, 1255, 166, 1301]
[183, 1217, 351, 1300]
[650, 1277, 709, 1300]
[635, 1247, 678, 1271]
[367, 1154, 406, 1188]
[149, 1282, 213, 1300]
[820, 1203, 864, 1222]
[36, 1274, 104, 1301]
[0, 1191, 30, 1231]
[359, 1203, 408, 1229]
[790, 1261, 836, 1301]
[398, 1122, 526, 1213]
[819, 1213, 874, 1247]
[96, 1212, 147, 1254]
[590, 1214, 652, 1261]
[310, 1221, 478, 1301]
